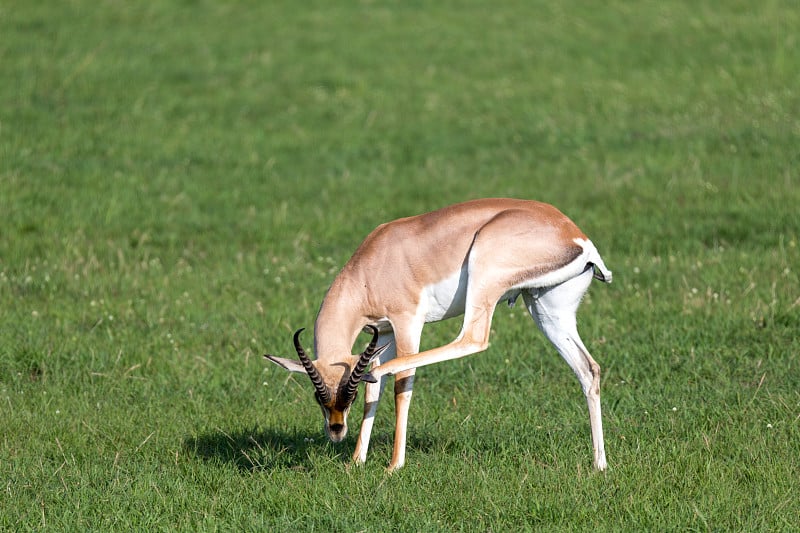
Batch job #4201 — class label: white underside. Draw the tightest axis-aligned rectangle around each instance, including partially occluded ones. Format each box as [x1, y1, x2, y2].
[419, 267, 469, 322]
[413, 238, 608, 325]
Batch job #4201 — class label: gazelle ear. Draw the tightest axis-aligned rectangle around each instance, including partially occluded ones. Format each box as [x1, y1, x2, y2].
[358, 342, 389, 384]
[372, 342, 391, 360]
[264, 354, 307, 374]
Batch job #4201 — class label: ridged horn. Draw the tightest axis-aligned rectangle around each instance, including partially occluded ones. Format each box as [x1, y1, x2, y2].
[293, 328, 331, 404]
[341, 325, 385, 404]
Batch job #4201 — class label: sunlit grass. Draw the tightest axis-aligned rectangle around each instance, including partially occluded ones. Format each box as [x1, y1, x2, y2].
[1, 0, 799, 530]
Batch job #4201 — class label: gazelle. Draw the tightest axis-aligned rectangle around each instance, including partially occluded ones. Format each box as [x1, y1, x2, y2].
[265, 198, 612, 471]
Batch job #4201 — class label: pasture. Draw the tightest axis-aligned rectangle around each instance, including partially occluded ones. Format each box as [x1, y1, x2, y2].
[2, 0, 798, 530]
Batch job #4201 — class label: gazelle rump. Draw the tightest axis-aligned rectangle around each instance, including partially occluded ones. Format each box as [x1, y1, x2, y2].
[264, 198, 612, 471]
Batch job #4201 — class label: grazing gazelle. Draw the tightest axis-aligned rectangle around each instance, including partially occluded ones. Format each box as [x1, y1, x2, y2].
[265, 198, 612, 471]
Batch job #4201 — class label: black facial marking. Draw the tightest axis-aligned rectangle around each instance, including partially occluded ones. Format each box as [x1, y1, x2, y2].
[335, 390, 356, 410]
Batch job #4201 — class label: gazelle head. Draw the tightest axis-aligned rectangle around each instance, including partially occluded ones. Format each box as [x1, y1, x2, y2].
[264, 325, 386, 442]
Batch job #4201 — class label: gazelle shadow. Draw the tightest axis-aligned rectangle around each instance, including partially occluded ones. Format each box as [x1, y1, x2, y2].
[183, 426, 328, 472]
[183, 425, 450, 473]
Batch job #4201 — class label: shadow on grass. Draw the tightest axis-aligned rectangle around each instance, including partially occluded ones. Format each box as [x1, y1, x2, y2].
[183, 426, 448, 473]
[183, 426, 324, 472]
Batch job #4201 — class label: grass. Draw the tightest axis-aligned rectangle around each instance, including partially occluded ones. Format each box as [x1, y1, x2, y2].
[2, 0, 799, 530]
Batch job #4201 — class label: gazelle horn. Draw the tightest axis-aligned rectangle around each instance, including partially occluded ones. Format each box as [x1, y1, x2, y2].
[293, 328, 331, 404]
[340, 325, 388, 404]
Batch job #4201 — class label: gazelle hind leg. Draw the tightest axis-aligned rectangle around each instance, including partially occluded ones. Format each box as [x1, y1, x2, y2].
[523, 268, 607, 471]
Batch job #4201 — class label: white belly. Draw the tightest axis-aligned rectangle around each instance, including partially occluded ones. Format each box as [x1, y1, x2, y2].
[418, 267, 468, 322]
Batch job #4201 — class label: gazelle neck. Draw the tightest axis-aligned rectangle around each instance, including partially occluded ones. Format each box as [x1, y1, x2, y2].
[314, 272, 368, 361]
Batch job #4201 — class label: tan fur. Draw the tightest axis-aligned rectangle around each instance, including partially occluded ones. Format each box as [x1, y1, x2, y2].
[314, 199, 586, 358]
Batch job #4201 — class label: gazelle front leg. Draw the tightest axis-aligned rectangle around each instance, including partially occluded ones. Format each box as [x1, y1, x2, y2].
[388, 368, 416, 471]
[352, 372, 387, 465]
[352, 331, 395, 465]
[385, 320, 423, 471]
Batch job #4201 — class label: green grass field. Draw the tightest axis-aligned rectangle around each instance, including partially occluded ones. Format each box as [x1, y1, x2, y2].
[2, 0, 799, 530]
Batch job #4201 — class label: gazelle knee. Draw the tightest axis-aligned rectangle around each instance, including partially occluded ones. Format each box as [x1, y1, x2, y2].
[588, 360, 601, 396]
[394, 372, 415, 396]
